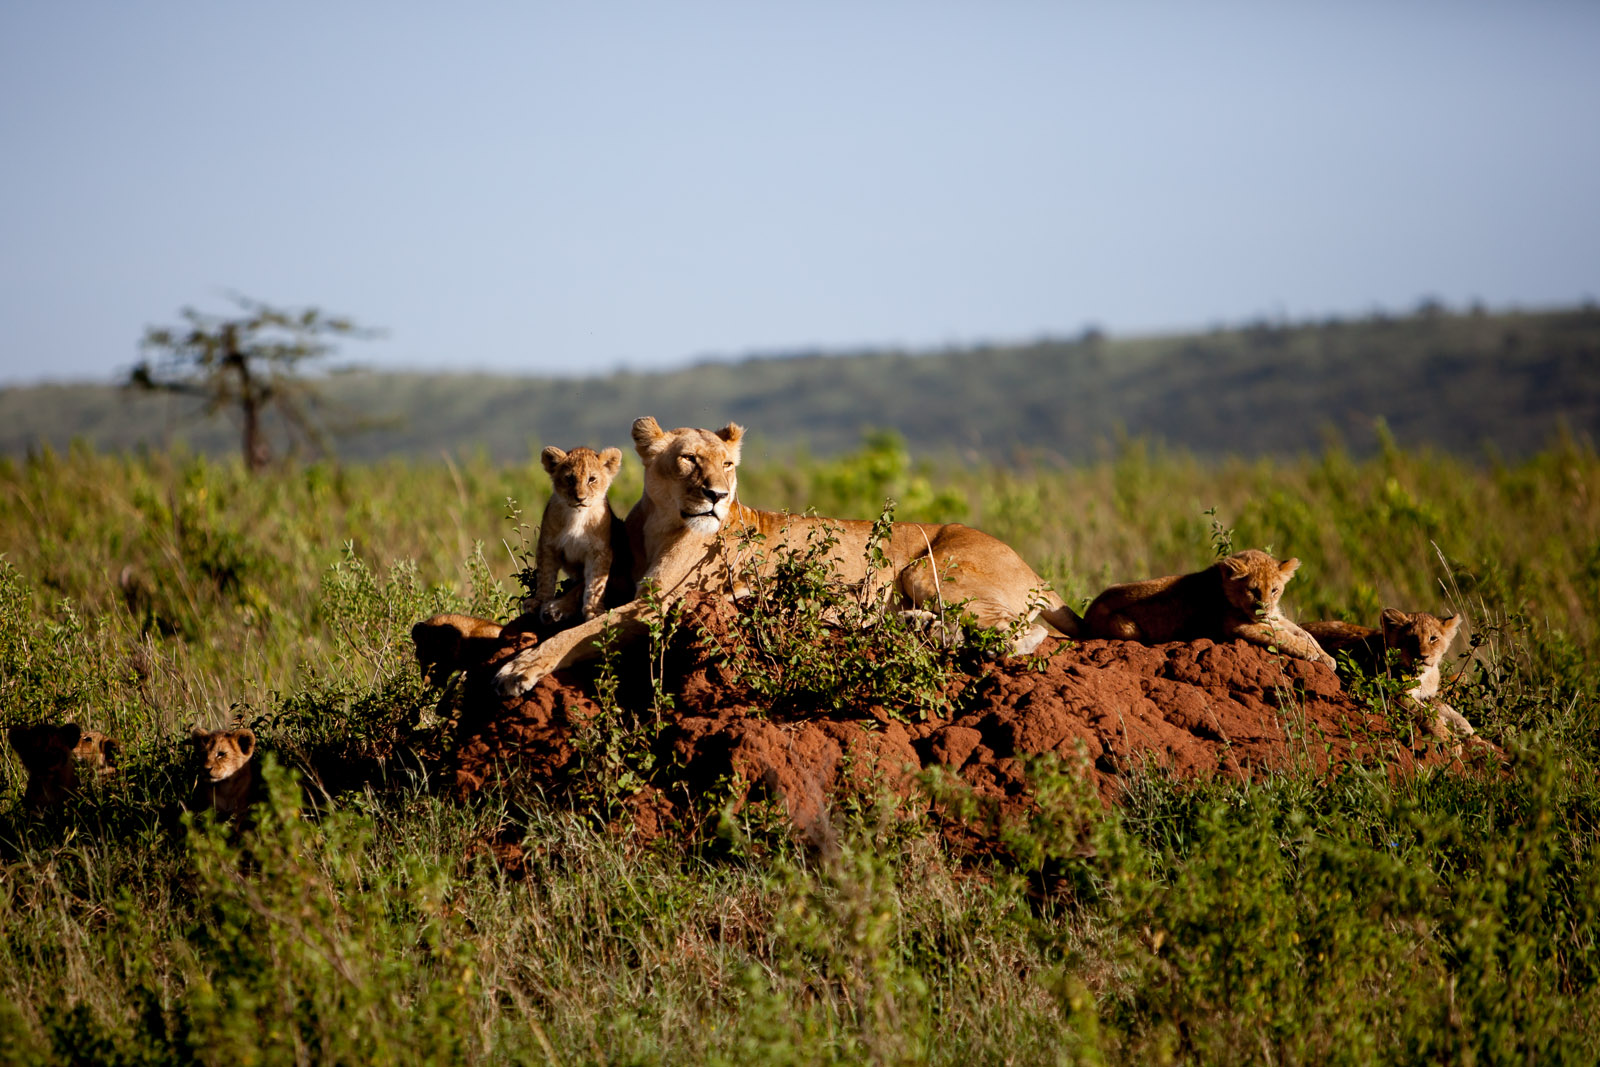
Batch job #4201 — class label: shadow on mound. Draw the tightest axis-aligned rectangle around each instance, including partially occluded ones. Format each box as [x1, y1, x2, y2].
[451, 595, 1483, 846]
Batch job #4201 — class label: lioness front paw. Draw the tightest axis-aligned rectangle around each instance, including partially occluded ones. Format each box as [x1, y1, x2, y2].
[494, 652, 543, 698]
[538, 601, 568, 624]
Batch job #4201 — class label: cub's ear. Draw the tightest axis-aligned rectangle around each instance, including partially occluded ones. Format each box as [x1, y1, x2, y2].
[7, 724, 36, 758]
[1440, 614, 1462, 640]
[599, 447, 623, 475]
[58, 723, 82, 748]
[1380, 607, 1408, 628]
[1219, 555, 1249, 577]
[190, 726, 211, 747]
[101, 738, 121, 767]
[1277, 557, 1301, 578]
[540, 446, 567, 475]
[632, 417, 666, 459]
[232, 730, 256, 758]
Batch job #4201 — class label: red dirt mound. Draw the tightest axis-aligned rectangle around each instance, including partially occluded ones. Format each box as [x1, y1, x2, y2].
[450, 596, 1459, 840]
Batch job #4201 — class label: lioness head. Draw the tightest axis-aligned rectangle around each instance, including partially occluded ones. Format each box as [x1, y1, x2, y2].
[1217, 549, 1299, 617]
[632, 416, 744, 535]
[191, 727, 256, 783]
[542, 445, 623, 508]
[1380, 608, 1460, 671]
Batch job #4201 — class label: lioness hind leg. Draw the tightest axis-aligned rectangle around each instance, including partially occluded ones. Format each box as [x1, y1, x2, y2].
[1011, 621, 1050, 656]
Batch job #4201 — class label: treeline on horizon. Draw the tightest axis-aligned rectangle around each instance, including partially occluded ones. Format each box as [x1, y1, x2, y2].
[3, 302, 1597, 465]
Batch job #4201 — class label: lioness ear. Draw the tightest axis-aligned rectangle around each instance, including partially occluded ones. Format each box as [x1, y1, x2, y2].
[632, 417, 666, 460]
[1380, 607, 1407, 629]
[716, 423, 744, 464]
[233, 730, 256, 758]
[1277, 557, 1301, 578]
[599, 447, 623, 475]
[540, 446, 567, 475]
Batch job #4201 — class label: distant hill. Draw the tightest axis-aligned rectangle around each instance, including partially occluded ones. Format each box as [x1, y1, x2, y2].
[3, 305, 1597, 465]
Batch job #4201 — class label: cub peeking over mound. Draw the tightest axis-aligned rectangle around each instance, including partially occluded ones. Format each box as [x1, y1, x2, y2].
[1305, 609, 1477, 740]
[412, 613, 505, 687]
[524, 445, 633, 625]
[190, 727, 259, 818]
[1081, 549, 1336, 669]
[6, 721, 119, 811]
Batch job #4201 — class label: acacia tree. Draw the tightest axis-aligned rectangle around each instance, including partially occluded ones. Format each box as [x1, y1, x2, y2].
[129, 296, 379, 473]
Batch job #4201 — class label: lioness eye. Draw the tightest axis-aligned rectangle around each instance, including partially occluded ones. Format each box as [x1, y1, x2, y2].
[723, 460, 733, 469]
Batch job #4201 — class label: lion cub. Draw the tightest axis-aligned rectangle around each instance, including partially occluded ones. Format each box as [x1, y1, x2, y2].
[7, 722, 119, 811]
[1305, 609, 1476, 739]
[1082, 549, 1336, 668]
[412, 613, 505, 686]
[190, 727, 259, 818]
[525, 445, 632, 624]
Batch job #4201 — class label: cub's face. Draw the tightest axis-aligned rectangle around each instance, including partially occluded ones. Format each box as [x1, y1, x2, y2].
[1218, 549, 1299, 617]
[192, 728, 256, 782]
[542, 446, 623, 508]
[1380, 608, 1461, 670]
[632, 416, 744, 535]
[8, 722, 116, 771]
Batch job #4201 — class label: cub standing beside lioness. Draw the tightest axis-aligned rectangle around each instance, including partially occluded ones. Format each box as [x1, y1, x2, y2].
[495, 417, 1083, 697]
[524, 445, 633, 624]
[1080, 549, 1337, 669]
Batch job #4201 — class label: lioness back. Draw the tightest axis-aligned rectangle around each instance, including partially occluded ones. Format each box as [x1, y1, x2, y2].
[1082, 549, 1335, 668]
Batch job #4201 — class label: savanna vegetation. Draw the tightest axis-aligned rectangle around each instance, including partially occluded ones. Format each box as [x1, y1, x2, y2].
[2, 427, 1599, 1064]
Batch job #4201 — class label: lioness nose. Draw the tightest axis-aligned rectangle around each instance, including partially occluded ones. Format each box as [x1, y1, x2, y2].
[702, 488, 727, 504]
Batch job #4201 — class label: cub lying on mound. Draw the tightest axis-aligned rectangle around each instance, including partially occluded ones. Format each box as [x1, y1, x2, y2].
[1081, 549, 1336, 669]
[1305, 609, 1477, 740]
[524, 445, 634, 624]
[190, 727, 259, 818]
[412, 613, 505, 687]
[495, 416, 1082, 697]
[6, 722, 119, 811]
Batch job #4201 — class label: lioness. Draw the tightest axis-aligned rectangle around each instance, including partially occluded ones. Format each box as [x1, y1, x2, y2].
[1305, 609, 1476, 739]
[190, 727, 258, 818]
[7, 721, 119, 811]
[1080, 549, 1337, 669]
[495, 417, 1082, 696]
[525, 445, 633, 623]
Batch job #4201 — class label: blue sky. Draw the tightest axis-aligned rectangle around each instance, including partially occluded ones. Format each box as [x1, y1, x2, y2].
[2, 1, 1597, 384]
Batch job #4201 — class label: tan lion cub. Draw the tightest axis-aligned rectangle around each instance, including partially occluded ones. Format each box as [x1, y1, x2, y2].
[1081, 549, 1336, 668]
[190, 727, 259, 818]
[7, 722, 120, 811]
[525, 445, 632, 625]
[412, 613, 505, 686]
[1305, 609, 1476, 739]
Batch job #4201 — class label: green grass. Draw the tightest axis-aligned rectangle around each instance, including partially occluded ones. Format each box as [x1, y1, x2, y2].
[1, 435, 1598, 1063]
